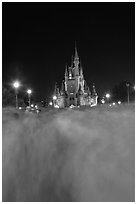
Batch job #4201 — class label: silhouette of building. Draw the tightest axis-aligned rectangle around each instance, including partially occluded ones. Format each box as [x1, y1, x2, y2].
[52, 46, 98, 108]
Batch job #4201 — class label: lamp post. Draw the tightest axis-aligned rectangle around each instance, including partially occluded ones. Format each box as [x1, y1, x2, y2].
[13, 81, 20, 109]
[27, 89, 32, 108]
[126, 83, 130, 104]
[105, 93, 111, 103]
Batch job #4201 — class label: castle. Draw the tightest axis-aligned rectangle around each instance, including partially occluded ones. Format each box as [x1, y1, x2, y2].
[52, 46, 98, 108]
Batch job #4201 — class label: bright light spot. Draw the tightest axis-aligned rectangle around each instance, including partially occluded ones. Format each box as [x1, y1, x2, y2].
[49, 102, 53, 106]
[54, 105, 59, 108]
[27, 89, 32, 94]
[106, 93, 110, 98]
[109, 104, 112, 107]
[112, 102, 116, 106]
[35, 105, 38, 109]
[118, 101, 121, 105]
[19, 107, 22, 110]
[69, 105, 75, 109]
[31, 104, 34, 107]
[13, 81, 20, 88]
[101, 99, 105, 104]
[53, 95, 57, 100]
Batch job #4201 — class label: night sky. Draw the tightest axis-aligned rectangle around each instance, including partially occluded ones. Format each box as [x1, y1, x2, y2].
[2, 2, 135, 101]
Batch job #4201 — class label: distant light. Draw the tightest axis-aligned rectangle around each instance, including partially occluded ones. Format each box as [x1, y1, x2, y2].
[13, 81, 20, 89]
[112, 102, 116, 106]
[54, 104, 59, 108]
[49, 102, 53, 106]
[101, 99, 105, 104]
[53, 95, 57, 100]
[70, 105, 75, 108]
[35, 105, 38, 109]
[118, 101, 121, 105]
[19, 107, 22, 110]
[27, 89, 32, 94]
[106, 93, 110, 98]
[109, 104, 112, 107]
[31, 104, 34, 107]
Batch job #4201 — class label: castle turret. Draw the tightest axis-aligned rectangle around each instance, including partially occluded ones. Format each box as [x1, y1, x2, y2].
[60, 80, 65, 95]
[73, 44, 79, 77]
[65, 65, 68, 78]
[74, 45, 79, 68]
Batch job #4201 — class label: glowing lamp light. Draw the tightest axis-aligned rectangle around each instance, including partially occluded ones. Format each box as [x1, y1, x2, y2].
[13, 81, 20, 89]
[106, 93, 110, 98]
[118, 101, 121, 105]
[101, 99, 105, 104]
[31, 104, 34, 107]
[27, 89, 32, 94]
[49, 102, 53, 106]
[112, 102, 116, 106]
[53, 95, 57, 100]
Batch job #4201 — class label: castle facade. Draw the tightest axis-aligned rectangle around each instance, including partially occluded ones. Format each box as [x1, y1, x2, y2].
[52, 46, 98, 108]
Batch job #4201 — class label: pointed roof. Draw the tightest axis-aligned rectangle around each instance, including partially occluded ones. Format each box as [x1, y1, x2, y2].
[65, 64, 68, 76]
[74, 42, 79, 59]
[61, 80, 65, 92]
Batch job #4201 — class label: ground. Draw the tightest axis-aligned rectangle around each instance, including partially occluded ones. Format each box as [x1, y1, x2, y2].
[2, 104, 135, 202]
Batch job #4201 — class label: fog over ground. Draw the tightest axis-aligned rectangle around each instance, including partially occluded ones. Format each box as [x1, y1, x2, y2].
[2, 104, 135, 202]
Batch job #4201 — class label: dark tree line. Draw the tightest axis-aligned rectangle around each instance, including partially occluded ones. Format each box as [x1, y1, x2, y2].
[2, 84, 26, 107]
[111, 81, 135, 103]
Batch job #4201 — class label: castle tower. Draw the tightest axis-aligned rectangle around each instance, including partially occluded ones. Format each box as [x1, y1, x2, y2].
[73, 44, 80, 76]
[52, 45, 98, 108]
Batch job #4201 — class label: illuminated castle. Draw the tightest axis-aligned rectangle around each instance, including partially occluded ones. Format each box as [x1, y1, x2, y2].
[52, 46, 98, 108]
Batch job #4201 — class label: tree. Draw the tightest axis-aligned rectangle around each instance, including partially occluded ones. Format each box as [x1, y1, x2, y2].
[2, 84, 26, 107]
[111, 81, 135, 102]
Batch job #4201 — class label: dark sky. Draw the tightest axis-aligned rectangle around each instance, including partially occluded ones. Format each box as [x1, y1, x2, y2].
[2, 2, 135, 100]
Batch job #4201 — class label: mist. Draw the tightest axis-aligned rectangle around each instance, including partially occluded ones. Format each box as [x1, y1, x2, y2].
[2, 104, 135, 202]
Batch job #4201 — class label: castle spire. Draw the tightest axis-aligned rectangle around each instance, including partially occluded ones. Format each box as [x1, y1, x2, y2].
[60, 80, 65, 95]
[75, 42, 79, 60]
[80, 60, 83, 77]
[65, 64, 68, 77]
[53, 82, 57, 95]
[74, 42, 79, 67]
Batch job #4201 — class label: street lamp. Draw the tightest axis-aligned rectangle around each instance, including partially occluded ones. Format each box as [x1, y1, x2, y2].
[105, 93, 111, 103]
[53, 95, 57, 100]
[13, 81, 20, 109]
[105, 93, 110, 99]
[118, 101, 121, 105]
[126, 83, 130, 104]
[27, 89, 32, 108]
